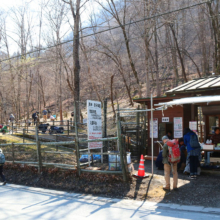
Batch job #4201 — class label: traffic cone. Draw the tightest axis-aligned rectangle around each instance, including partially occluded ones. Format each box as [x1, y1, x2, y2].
[137, 155, 145, 177]
[133, 154, 149, 178]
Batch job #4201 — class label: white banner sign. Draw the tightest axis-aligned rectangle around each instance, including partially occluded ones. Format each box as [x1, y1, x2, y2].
[87, 100, 102, 149]
[174, 117, 183, 138]
[150, 118, 158, 138]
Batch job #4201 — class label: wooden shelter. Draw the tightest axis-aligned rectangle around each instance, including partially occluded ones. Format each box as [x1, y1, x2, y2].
[134, 75, 220, 156]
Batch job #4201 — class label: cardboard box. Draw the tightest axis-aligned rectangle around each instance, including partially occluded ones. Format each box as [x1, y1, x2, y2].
[203, 145, 215, 150]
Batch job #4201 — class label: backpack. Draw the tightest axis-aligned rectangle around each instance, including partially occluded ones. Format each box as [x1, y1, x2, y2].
[166, 139, 180, 163]
[32, 113, 36, 119]
[0, 153, 5, 164]
[190, 134, 200, 148]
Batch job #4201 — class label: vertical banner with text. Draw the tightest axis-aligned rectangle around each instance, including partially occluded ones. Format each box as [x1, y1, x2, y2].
[174, 117, 183, 138]
[87, 100, 102, 149]
[150, 118, 158, 138]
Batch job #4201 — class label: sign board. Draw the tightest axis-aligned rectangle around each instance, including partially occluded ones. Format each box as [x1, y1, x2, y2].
[162, 117, 169, 123]
[189, 121, 197, 132]
[174, 117, 183, 138]
[150, 118, 158, 138]
[87, 100, 102, 149]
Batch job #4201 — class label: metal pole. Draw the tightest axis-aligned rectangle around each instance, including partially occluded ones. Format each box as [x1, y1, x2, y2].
[143, 104, 147, 154]
[151, 93, 154, 176]
[102, 98, 107, 163]
[136, 105, 140, 158]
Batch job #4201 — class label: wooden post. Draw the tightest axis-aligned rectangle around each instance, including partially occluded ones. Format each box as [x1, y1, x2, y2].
[23, 128, 25, 143]
[101, 148, 103, 163]
[117, 104, 127, 182]
[37, 141, 42, 174]
[56, 135, 58, 151]
[12, 143, 15, 164]
[74, 102, 81, 176]
[35, 126, 42, 173]
[35, 125, 38, 142]
[67, 120, 69, 136]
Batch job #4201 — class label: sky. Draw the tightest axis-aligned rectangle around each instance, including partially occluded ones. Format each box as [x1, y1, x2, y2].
[0, 0, 104, 55]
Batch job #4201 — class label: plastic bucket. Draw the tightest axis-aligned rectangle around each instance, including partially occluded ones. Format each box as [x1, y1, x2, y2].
[126, 152, 131, 164]
[108, 151, 121, 171]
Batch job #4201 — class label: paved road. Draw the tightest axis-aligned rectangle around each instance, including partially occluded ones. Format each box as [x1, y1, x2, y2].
[0, 184, 220, 220]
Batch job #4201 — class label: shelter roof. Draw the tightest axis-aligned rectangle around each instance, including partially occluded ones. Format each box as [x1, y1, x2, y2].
[166, 75, 220, 94]
[155, 95, 220, 107]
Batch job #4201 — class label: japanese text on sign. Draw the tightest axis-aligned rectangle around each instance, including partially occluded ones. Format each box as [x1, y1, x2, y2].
[150, 118, 158, 138]
[174, 117, 183, 138]
[87, 100, 102, 149]
[189, 121, 197, 132]
[162, 117, 169, 122]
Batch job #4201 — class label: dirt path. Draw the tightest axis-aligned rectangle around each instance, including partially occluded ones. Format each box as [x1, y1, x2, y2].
[3, 161, 220, 208]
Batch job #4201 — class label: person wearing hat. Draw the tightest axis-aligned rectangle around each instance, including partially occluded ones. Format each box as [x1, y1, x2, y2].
[162, 135, 178, 191]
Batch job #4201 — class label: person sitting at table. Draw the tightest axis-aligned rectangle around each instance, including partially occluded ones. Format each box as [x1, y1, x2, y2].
[210, 127, 220, 144]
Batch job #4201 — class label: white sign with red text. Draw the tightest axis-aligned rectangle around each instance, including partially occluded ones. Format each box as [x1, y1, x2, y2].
[87, 100, 102, 149]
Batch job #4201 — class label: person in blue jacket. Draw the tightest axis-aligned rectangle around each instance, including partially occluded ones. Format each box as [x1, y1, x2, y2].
[155, 150, 164, 170]
[183, 128, 201, 179]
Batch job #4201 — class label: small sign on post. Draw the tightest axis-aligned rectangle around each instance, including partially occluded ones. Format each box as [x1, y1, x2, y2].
[162, 117, 169, 122]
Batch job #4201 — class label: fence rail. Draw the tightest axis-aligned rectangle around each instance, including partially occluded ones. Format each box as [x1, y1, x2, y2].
[1, 102, 135, 182]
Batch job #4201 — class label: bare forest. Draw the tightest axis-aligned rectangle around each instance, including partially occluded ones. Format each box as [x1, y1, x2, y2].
[0, 0, 219, 122]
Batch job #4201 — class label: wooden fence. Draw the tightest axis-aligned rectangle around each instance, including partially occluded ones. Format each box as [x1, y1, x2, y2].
[2, 105, 129, 182]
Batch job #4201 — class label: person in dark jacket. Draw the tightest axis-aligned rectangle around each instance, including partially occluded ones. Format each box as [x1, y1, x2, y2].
[211, 127, 220, 144]
[32, 112, 38, 125]
[166, 130, 173, 140]
[183, 128, 201, 179]
[155, 150, 164, 170]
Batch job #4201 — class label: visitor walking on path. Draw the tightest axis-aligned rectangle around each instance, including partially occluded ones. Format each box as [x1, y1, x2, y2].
[9, 114, 15, 123]
[42, 108, 48, 122]
[32, 112, 38, 125]
[183, 128, 201, 179]
[162, 136, 178, 191]
[0, 149, 6, 185]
